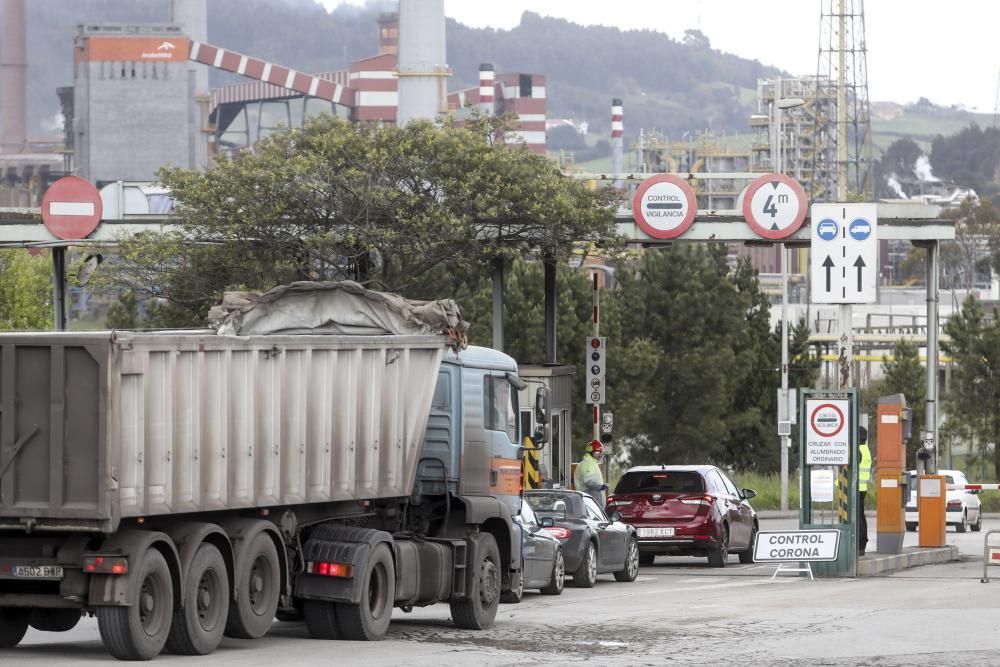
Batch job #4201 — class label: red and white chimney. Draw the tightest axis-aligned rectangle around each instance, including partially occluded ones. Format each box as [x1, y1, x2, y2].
[611, 98, 623, 175]
[479, 63, 495, 116]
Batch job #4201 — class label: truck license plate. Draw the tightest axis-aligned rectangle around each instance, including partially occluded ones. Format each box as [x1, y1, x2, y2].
[637, 527, 675, 538]
[11, 565, 63, 579]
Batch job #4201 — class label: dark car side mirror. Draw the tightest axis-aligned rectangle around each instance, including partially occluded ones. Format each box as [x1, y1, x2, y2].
[609, 510, 622, 523]
[742, 488, 757, 500]
[540, 517, 555, 528]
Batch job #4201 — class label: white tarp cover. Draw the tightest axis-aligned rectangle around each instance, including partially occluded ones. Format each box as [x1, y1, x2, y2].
[209, 280, 469, 341]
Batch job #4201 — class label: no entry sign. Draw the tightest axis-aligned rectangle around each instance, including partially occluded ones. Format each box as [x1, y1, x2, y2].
[41, 176, 103, 240]
[805, 399, 849, 465]
[631, 174, 697, 240]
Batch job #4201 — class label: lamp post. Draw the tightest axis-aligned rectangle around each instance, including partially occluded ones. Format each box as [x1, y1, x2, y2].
[774, 83, 806, 512]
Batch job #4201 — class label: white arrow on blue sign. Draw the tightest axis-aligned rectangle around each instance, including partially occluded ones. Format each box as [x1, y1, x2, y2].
[810, 203, 878, 304]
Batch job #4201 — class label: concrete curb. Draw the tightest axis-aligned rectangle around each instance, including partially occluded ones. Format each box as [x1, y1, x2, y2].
[857, 545, 960, 576]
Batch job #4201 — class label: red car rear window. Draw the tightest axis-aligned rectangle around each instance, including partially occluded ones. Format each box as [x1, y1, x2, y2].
[614, 471, 705, 494]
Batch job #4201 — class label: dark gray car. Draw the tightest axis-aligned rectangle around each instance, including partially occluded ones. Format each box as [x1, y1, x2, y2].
[524, 489, 639, 588]
[502, 502, 565, 603]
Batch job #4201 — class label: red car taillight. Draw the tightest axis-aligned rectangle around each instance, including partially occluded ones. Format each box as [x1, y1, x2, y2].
[947, 499, 962, 508]
[607, 496, 634, 508]
[83, 555, 128, 575]
[679, 494, 714, 506]
[545, 526, 571, 540]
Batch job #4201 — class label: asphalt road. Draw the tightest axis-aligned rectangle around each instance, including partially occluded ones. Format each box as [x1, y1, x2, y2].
[9, 516, 1000, 666]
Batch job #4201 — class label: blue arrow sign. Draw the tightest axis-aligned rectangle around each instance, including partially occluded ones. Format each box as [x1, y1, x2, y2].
[816, 218, 838, 241]
[849, 218, 872, 241]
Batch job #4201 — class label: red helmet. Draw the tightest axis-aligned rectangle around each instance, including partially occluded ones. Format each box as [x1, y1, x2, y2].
[586, 440, 604, 455]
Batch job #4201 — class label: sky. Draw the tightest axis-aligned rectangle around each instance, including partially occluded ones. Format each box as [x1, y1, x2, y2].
[319, 0, 999, 112]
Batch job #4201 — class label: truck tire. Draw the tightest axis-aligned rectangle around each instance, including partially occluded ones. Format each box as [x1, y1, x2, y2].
[303, 599, 342, 640]
[336, 543, 395, 641]
[225, 533, 281, 640]
[29, 608, 81, 633]
[166, 543, 230, 655]
[0, 608, 29, 648]
[450, 533, 500, 630]
[97, 548, 174, 661]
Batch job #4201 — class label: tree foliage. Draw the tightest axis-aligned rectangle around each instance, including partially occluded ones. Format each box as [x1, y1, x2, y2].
[942, 296, 1000, 478]
[105, 115, 620, 326]
[606, 245, 786, 470]
[879, 340, 927, 466]
[0, 250, 53, 330]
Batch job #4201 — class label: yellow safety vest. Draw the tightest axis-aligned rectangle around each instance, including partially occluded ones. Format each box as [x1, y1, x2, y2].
[859, 444, 872, 492]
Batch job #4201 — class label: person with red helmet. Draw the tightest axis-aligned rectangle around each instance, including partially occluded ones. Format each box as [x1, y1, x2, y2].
[574, 440, 609, 505]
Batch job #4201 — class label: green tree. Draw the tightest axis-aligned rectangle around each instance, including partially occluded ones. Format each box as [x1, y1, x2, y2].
[611, 245, 778, 469]
[942, 296, 1000, 478]
[105, 290, 141, 330]
[0, 250, 53, 330]
[106, 115, 620, 326]
[879, 339, 926, 466]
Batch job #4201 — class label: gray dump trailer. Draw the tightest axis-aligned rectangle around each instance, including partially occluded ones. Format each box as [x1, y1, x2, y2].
[0, 286, 549, 660]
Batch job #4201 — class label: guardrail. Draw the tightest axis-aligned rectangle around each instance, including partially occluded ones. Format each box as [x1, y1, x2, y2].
[948, 485, 1000, 582]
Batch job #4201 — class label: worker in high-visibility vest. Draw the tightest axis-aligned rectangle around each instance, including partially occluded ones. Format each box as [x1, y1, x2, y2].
[858, 426, 873, 556]
[574, 440, 608, 506]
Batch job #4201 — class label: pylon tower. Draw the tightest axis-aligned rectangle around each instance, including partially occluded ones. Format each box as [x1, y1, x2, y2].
[813, 0, 873, 201]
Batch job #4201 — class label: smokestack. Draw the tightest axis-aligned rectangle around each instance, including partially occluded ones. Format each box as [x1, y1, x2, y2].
[171, 0, 209, 169]
[611, 98, 623, 175]
[377, 12, 399, 55]
[478, 63, 494, 117]
[1, 0, 27, 154]
[397, 0, 450, 126]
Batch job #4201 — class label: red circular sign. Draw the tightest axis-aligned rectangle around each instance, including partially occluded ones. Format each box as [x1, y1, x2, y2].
[41, 176, 103, 241]
[810, 403, 845, 438]
[742, 173, 807, 240]
[631, 174, 697, 240]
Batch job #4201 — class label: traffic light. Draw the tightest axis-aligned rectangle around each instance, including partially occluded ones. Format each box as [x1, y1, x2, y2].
[587, 336, 605, 404]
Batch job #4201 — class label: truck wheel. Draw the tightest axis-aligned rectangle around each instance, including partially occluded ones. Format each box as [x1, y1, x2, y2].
[97, 548, 174, 661]
[225, 533, 281, 640]
[337, 543, 395, 641]
[166, 543, 229, 655]
[303, 600, 342, 640]
[29, 608, 81, 633]
[539, 550, 565, 596]
[450, 533, 501, 630]
[0, 608, 29, 648]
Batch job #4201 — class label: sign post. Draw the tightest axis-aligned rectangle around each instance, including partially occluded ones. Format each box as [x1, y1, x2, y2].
[40, 176, 104, 331]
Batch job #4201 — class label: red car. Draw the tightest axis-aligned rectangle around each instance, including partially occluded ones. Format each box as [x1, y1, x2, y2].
[607, 465, 758, 568]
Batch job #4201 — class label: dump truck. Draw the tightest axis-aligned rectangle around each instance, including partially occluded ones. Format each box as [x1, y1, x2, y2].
[0, 282, 549, 660]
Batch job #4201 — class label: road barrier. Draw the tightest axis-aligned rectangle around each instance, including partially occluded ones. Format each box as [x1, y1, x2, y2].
[947, 485, 1000, 582]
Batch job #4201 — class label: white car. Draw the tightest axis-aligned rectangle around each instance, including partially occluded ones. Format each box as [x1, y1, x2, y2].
[904, 469, 982, 533]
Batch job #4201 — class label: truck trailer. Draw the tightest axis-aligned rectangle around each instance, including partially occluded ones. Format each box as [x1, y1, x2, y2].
[0, 283, 548, 660]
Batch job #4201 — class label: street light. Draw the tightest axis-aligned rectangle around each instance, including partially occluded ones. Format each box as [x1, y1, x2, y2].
[774, 81, 806, 512]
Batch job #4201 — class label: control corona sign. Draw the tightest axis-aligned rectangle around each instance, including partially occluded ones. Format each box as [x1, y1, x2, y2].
[805, 399, 850, 465]
[631, 174, 697, 240]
